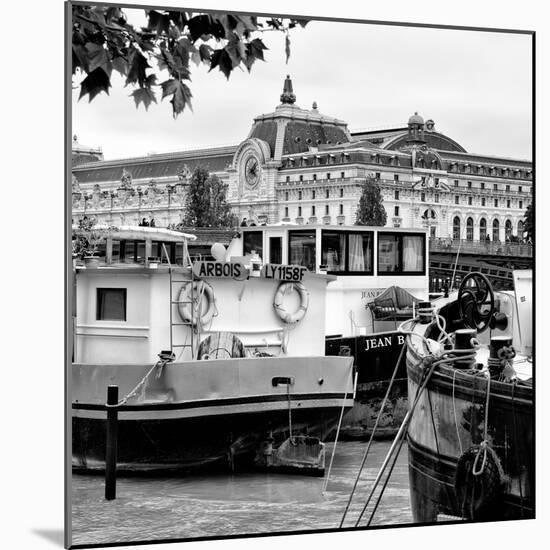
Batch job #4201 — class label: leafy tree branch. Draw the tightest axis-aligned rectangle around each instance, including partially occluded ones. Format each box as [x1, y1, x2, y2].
[72, 5, 308, 117]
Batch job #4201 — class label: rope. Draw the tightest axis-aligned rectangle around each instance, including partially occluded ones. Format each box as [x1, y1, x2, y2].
[472, 375, 491, 476]
[452, 369, 464, 454]
[352, 354, 439, 527]
[323, 368, 354, 493]
[105, 360, 166, 408]
[287, 383, 293, 441]
[339, 343, 407, 528]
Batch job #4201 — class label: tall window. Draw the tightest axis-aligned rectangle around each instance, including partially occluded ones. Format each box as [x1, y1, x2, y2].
[494, 199, 498, 208]
[481, 182, 485, 190]
[453, 216, 461, 240]
[455, 195, 459, 205]
[299, 175, 303, 182]
[518, 220, 524, 238]
[311, 205, 316, 216]
[394, 174, 399, 182]
[480, 218, 487, 240]
[435, 193, 440, 203]
[285, 176, 290, 183]
[340, 188, 344, 198]
[325, 204, 329, 215]
[341, 172, 345, 179]
[284, 206, 288, 218]
[327, 173, 331, 180]
[339, 204, 344, 215]
[312, 190, 316, 200]
[394, 189, 400, 200]
[466, 217, 474, 240]
[298, 206, 302, 217]
[493, 183, 498, 191]
[506, 185, 510, 192]
[325, 189, 330, 199]
[394, 206, 400, 217]
[298, 190, 302, 200]
[285, 191, 289, 201]
[468, 181, 472, 189]
[481, 197, 486, 207]
[378, 233, 425, 274]
[519, 186, 523, 193]
[507, 199, 511, 209]
[468, 197, 472, 206]
[289, 230, 316, 271]
[421, 192, 426, 202]
[505, 219, 513, 240]
[454, 180, 459, 187]
[96, 288, 127, 321]
[519, 200, 523, 209]
[492, 219, 500, 242]
[313, 174, 317, 181]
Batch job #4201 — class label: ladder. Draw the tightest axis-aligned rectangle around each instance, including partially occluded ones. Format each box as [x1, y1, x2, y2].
[161, 242, 196, 359]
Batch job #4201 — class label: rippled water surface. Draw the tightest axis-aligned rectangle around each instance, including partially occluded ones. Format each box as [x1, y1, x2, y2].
[71, 441, 416, 546]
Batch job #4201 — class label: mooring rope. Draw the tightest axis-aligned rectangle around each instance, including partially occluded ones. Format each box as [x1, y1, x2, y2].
[338, 343, 407, 528]
[105, 359, 167, 408]
[323, 367, 354, 493]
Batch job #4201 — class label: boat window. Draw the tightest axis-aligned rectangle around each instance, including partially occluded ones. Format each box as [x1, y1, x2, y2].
[321, 231, 373, 274]
[322, 231, 346, 272]
[289, 230, 316, 271]
[269, 237, 282, 264]
[111, 240, 120, 262]
[243, 231, 263, 259]
[96, 288, 127, 321]
[378, 233, 425, 274]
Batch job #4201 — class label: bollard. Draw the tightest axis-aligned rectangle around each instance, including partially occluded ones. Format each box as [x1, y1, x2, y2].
[454, 328, 477, 369]
[105, 385, 119, 500]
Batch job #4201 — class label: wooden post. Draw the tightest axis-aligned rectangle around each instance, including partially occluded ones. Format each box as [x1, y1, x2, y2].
[105, 385, 118, 500]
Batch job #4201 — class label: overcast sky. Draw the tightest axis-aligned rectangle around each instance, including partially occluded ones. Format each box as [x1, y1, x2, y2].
[72, 8, 533, 161]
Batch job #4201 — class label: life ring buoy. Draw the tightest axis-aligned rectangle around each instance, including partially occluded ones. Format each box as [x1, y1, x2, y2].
[273, 282, 309, 324]
[177, 281, 216, 327]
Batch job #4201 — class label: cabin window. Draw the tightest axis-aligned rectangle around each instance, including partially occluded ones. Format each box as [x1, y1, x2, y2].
[377, 233, 425, 275]
[243, 231, 263, 259]
[96, 288, 127, 321]
[269, 237, 282, 264]
[321, 230, 373, 274]
[288, 230, 316, 272]
[321, 231, 346, 272]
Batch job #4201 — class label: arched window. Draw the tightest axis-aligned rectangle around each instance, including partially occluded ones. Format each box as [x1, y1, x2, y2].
[479, 218, 487, 241]
[505, 219, 513, 241]
[518, 220, 524, 239]
[466, 217, 474, 241]
[453, 216, 461, 240]
[493, 219, 500, 242]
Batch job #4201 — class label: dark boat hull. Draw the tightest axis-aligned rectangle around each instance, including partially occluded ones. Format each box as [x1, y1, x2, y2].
[326, 332, 408, 439]
[71, 356, 355, 473]
[406, 344, 534, 522]
[73, 404, 344, 473]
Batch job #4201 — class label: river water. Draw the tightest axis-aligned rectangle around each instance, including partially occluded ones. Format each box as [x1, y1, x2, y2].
[71, 441, 421, 546]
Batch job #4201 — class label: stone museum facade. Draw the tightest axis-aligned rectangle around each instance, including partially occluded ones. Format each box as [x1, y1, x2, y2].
[72, 76, 532, 242]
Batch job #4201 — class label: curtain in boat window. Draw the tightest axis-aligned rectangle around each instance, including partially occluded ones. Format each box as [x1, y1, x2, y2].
[348, 233, 372, 272]
[321, 231, 346, 271]
[403, 236, 423, 272]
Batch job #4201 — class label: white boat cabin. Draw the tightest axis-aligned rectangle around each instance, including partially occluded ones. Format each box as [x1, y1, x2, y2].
[226, 225, 430, 337]
[72, 227, 337, 365]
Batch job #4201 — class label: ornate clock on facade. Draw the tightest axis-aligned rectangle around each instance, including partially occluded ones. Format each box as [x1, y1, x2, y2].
[244, 155, 261, 188]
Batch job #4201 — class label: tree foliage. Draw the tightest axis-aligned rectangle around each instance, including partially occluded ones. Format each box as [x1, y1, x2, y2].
[180, 167, 236, 227]
[72, 5, 308, 117]
[523, 203, 534, 242]
[355, 176, 387, 226]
